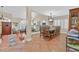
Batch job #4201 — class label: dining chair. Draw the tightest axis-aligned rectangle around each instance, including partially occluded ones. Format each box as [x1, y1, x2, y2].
[42, 26, 50, 40]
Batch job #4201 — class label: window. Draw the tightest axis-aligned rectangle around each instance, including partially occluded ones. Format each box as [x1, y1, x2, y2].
[54, 18, 68, 33]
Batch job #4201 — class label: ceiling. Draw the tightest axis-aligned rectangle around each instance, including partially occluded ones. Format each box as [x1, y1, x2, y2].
[32, 6, 79, 16]
[0, 6, 26, 19]
[0, 6, 79, 19]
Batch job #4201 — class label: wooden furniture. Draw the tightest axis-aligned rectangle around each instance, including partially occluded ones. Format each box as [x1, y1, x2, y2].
[42, 26, 50, 40]
[2, 22, 11, 35]
[49, 28, 55, 38]
[0, 21, 12, 48]
[40, 26, 60, 40]
[40, 26, 49, 37]
[67, 8, 79, 52]
[69, 8, 79, 31]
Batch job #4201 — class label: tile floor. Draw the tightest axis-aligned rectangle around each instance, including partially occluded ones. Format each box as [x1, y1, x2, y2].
[0, 33, 66, 52]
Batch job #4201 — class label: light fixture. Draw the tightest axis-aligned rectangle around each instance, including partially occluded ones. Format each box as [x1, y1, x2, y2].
[48, 12, 53, 21]
[42, 20, 46, 25]
[42, 20, 46, 23]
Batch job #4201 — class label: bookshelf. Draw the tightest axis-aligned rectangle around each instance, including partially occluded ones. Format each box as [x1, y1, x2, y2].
[69, 8, 79, 31]
[67, 8, 79, 52]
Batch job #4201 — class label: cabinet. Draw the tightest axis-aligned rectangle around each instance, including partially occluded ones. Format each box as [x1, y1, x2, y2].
[67, 8, 79, 52]
[69, 8, 79, 31]
[2, 22, 11, 35]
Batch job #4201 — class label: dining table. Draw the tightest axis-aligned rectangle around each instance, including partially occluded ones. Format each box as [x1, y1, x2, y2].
[49, 27, 55, 34]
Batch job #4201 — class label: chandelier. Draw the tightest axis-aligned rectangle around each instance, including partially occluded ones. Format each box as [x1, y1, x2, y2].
[48, 12, 53, 21]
